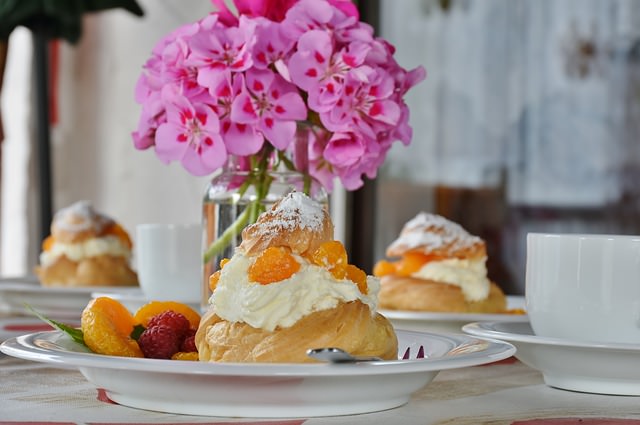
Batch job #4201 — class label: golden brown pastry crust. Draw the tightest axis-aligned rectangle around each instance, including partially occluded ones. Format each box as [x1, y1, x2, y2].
[36, 255, 138, 287]
[196, 301, 398, 363]
[378, 275, 507, 313]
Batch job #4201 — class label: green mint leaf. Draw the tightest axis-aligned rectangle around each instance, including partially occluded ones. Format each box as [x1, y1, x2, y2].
[24, 304, 87, 347]
[130, 324, 146, 341]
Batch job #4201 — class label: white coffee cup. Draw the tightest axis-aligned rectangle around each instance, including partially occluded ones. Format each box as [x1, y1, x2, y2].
[525, 233, 640, 344]
[135, 223, 202, 304]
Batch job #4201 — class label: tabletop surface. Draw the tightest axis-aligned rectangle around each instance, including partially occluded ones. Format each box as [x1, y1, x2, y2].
[1, 280, 639, 425]
[2, 350, 640, 425]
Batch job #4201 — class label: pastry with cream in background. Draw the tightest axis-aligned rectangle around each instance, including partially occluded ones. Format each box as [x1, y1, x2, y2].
[35, 201, 139, 287]
[196, 192, 397, 363]
[374, 212, 507, 313]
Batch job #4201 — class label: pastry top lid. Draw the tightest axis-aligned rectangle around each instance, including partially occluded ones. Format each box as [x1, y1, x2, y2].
[386, 212, 485, 259]
[51, 201, 115, 243]
[239, 192, 333, 256]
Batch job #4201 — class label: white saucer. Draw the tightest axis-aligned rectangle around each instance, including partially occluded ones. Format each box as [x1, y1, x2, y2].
[463, 321, 640, 396]
[0, 329, 515, 417]
[91, 289, 200, 313]
[380, 295, 528, 333]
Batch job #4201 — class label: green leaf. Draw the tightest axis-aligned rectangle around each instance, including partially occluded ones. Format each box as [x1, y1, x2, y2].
[130, 324, 145, 341]
[24, 304, 87, 347]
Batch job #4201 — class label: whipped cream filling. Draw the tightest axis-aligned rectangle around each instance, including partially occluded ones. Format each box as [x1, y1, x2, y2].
[39, 235, 132, 266]
[210, 253, 380, 332]
[411, 257, 490, 302]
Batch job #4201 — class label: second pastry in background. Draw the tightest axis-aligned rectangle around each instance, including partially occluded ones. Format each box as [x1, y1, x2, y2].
[374, 212, 506, 313]
[35, 201, 139, 287]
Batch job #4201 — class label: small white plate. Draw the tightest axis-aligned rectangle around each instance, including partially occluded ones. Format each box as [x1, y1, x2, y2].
[0, 278, 138, 319]
[0, 330, 515, 417]
[380, 295, 528, 333]
[91, 288, 201, 313]
[463, 321, 640, 396]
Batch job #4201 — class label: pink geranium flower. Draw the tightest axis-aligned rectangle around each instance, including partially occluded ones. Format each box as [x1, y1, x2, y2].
[288, 30, 370, 113]
[322, 68, 400, 138]
[132, 89, 164, 150]
[209, 75, 264, 156]
[230, 69, 307, 150]
[187, 15, 256, 92]
[155, 90, 227, 176]
[134, 0, 425, 190]
[252, 17, 295, 73]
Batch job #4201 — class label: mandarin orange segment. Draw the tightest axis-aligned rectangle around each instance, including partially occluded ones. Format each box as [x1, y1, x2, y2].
[346, 264, 368, 294]
[373, 260, 396, 277]
[209, 270, 221, 291]
[248, 246, 300, 284]
[81, 297, 143, 357]
[210, 257, 230, 291]
[134, 301, 201, 329]
[105, 223, 133, 249]
[330, 264, 347, 280]
[396, 252, 439, 276]
[171, 351, 199, 361]
[42, 235, 55, 252]
[311, 240, 347, 270]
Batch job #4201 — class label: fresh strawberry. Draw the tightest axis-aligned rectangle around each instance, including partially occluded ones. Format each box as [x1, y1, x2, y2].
[181, 328, 197, 352]
[147, 310, 190, 338]
[138, 325, 181, 359]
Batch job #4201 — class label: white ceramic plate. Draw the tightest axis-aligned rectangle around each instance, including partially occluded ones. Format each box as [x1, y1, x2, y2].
[380, 295, 528, 333]
[0, 329, 515, 418]
[463, 321, 640, 396]
[0, 278, 138, 319]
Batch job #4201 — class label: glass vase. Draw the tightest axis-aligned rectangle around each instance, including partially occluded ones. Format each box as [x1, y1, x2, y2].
[200, 154, 328, 311]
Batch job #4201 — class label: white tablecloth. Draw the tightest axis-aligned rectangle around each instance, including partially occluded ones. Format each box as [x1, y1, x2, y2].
[2, 353, 640, 425]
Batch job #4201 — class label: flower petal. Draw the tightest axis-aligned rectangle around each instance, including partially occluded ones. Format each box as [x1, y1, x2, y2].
[288, 30, 332, 90]
[155, 122, 189, 162]
[271, 92, 307, 121]
[324, 132, 364, 167]
[223, 120, 264, 155]
[230, 91, 259, 123]
[260, 115, 296, 150]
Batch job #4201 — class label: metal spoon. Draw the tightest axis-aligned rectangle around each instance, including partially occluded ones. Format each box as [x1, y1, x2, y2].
[306, 347, 382, 363]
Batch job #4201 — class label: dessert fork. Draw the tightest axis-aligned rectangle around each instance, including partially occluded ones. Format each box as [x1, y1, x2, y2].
[306, 345, 426, 363]
[306, 347, 382, 363]
[402, 345, 425, 359]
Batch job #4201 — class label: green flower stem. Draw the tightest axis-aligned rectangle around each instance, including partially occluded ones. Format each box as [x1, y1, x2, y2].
[202, 206, 251, 264]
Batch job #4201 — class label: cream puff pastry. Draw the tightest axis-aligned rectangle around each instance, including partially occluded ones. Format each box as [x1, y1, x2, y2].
[374, 212, 506, 313]
[35, 201, 138, 287]
[196, 192, 397, 363]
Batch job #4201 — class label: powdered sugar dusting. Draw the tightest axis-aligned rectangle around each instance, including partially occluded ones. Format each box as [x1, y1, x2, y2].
[387, 212, 482, 256]
[258, 192, 325, 237]
[53, 200, 114, 234]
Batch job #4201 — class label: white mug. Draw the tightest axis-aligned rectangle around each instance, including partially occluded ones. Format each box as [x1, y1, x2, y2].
[135, 223, 202, 304]
[525, 233, 640, 344]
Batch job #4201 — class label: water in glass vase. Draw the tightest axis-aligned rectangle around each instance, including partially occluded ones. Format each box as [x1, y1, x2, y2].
[200, 168, 327, 311]
[201, 196, 251, 311]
